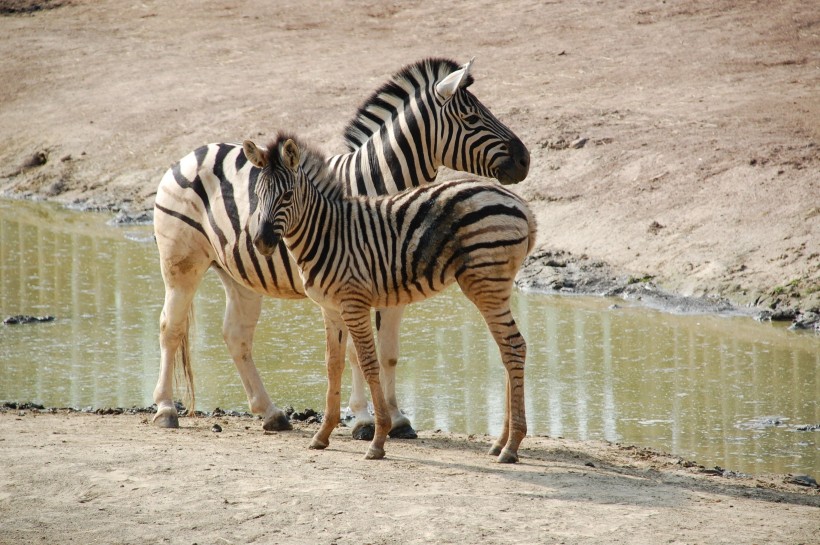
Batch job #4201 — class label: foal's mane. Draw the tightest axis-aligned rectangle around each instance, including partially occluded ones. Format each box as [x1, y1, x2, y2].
[265, 132, 340, 197]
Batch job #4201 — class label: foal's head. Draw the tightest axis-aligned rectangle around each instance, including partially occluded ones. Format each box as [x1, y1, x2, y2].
[244, 137, 301, 256]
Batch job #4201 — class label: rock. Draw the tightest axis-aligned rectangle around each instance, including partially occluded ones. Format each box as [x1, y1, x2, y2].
[107, 210, 153, 225]
[3, 315, 55, 325]
[788, 311, 819, 331]
[290, 408, 320, 422]
[794, 424, 820, 431]
[786, 474, 818, 488]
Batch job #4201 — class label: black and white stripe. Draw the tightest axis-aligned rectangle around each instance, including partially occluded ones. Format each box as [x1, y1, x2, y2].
[245, 134, 535, 462]
[151, 58, 530, 435]
[332, 57, 529, 195]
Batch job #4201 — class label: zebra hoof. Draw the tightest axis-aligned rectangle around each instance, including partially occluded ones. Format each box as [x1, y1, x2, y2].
[263, 413, 293, 432]
[309, 436, 328, 450]
[352, 423, 375, 441]
[152, 410, 179, 429]
[487, 443, 503, 456]
[365, 446, 385, 460]
[497, 449, 519, 464]
[388, 424, 418, 439]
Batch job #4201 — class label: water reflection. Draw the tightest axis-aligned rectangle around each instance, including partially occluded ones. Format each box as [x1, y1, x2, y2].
[1, 199, 818, 475]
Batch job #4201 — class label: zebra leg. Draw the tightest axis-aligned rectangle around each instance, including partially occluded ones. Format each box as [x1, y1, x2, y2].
[459, 279, 527, 463]
[486, 310, 527, 463]
[342, 303, 391, 460]
[216, 270, 291, 431]
[376, 307, 417, 439]
[310, 309, 347, 450]
[153, 255, 209, 428]
[489, 378, 513, 456]
[347, 307, 417, 440]
[345, 338, 375, 440]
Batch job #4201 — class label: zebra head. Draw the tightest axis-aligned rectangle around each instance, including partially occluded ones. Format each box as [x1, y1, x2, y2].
[434, 58, 530, 185]
[244, 138, 300, 256]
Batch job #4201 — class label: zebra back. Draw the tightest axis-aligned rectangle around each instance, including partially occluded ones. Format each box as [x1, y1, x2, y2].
[154, 58, 528, 300]
[248, 135, 537, 309]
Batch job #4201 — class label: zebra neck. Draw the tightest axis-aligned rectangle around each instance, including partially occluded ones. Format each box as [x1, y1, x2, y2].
[328, 125, 438, 197]
[285, 175, 344, 267]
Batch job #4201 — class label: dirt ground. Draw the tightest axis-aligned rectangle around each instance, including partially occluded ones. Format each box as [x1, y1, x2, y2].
[1, 1, 820, 543]
[1, 409, 818, 545]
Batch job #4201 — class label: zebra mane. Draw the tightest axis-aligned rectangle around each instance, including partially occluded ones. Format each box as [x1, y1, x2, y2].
[342, 58, 474, 152]
[265, 132, 340, 196]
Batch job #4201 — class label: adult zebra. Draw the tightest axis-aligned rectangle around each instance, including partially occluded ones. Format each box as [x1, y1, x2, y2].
[243, 134, 535, 462]
[152, 58, 530, 436]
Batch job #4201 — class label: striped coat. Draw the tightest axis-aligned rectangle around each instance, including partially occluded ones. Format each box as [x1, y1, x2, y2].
[151, 58, 529, 438]
[244, 135, 535, 462]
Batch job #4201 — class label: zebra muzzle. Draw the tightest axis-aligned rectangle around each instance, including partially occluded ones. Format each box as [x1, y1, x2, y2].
[495, 137, 530, 185]
[253, 221, 282, 256]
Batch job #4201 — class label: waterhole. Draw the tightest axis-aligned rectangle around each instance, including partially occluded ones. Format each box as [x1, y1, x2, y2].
[1, 199, 817, 475]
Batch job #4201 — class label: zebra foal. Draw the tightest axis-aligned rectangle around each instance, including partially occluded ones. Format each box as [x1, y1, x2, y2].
[243, 134, 536, 462]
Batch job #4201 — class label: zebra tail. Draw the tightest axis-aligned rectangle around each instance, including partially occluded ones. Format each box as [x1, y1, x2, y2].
[175, 303, 196, 416]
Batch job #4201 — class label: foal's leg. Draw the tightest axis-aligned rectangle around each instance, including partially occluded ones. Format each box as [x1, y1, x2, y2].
[345, 339, 373, 440]
[216, 270, 291, 431]
[310, 309, 347, 450]
[347, 306, 416, 440]
[483, 304, 527, 462]
[342, 303, 391, 460]
[459, 278, 527, 463]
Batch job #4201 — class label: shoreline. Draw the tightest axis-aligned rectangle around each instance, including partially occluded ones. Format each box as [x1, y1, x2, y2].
[2, 404, 818, 491]
[3, 192, 818, 332]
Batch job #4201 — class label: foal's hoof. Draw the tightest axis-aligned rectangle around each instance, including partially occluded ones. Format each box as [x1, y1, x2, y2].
[497, 449, 519, 464]
[352, 423, 375, 441]
[388, 424, 418, 439]
[309, 437, 329, 450]
[152, 410, 179, 429]
[263, 413, 293, 432]
[487, 443, 503, 456]
[365, 446, 385, 460]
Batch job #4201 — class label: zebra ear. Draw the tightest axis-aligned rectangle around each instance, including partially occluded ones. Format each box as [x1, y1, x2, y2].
[243, 140, 268, 168]
[282, 139, 300, 172]
[435, 57, 475, 100]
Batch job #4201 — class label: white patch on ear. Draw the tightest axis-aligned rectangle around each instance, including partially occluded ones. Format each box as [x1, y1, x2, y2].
[282, 139, 300, 172]
[435, 57, 475, 100]
[243, 140, 267, 168]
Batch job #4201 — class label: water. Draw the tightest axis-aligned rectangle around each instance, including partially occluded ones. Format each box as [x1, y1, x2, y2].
[1, 199, 818, 476]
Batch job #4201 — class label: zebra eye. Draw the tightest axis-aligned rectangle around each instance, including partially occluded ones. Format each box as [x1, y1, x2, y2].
[462, 113, 481, 125]
[280, 190, 294, 205]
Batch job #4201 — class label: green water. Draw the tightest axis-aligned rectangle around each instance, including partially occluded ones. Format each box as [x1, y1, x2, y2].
[1, 199, 818, 476]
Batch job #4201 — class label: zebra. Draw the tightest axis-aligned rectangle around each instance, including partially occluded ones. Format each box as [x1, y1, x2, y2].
[243, 134, 536, 462]
[152, 58, 530, 437]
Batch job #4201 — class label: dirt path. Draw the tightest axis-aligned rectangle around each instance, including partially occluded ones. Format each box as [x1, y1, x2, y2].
[1, 410, 818, 545]
[0, 0, 818, 318]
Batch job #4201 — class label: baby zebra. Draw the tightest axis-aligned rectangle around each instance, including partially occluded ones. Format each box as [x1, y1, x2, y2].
[243, 134, 536, 462]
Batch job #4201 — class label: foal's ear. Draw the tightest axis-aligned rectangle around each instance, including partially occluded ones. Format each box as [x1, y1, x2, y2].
[243, 140, 268, 168]
[282, 139, 300, 172]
